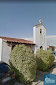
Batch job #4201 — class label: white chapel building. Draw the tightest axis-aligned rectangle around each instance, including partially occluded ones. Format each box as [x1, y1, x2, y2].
[0, 20, 47, 64]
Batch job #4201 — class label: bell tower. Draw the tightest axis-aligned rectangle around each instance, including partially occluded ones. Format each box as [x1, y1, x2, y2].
[33, 20, 47, 54]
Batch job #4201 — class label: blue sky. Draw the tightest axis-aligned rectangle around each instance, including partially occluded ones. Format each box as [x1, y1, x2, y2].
[0, 2, 56, 38]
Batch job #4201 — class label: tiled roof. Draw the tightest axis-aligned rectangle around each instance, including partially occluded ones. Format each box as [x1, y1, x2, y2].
[0, 36, 35, 45]
[33, 24, 42, 27]
[33, 23, 46, 29]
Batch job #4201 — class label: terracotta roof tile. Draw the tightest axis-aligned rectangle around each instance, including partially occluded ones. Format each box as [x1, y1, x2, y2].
[33, 24, 46, 29]
[0, 36, 35, 45]
[33, 24, 42, 27]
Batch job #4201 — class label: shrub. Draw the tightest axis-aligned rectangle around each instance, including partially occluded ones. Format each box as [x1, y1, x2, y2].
[10, 44, 37, 84]
[36, 49, 55, 71]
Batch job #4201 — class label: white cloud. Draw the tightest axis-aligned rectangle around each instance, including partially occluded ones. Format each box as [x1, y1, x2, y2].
[24, 35, 56, 46]
[24, 37, 33, 41]
[47, 35, 56, 46]
[47, 35, 56, 38]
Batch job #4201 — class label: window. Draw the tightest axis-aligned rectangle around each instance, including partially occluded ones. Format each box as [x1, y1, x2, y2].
[40, 46, 43, 49]
[40, 29, 42, 34]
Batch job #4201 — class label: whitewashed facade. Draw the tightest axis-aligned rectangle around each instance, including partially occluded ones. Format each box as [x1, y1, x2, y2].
[33, 20, 47, 53]
[0, 39, 11, 64]
[0, 39, 3, 61]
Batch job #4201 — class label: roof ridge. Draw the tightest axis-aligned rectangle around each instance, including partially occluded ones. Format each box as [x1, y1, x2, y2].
[0, 36, 35, 45]
[0, 36, 33, 41]
[33, 23, 42, 27]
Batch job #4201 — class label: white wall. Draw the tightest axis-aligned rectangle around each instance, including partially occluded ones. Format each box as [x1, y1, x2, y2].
[0, 38, 3, 61]
[1, 41, 11, 64]
[33, 25, 47, 54]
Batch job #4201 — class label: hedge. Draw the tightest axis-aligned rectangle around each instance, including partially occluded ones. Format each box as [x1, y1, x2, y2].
[36, 49, 55, 71]
[10, 44, 37, 84]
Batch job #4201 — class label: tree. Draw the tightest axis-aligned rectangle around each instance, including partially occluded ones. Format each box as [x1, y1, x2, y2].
[36, 49, 55, 71]
[10, 44, 37, 84]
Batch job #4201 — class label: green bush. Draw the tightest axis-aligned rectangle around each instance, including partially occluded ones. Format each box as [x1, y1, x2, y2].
[10, 44, 37, 84]
[36, 49, 55, 71]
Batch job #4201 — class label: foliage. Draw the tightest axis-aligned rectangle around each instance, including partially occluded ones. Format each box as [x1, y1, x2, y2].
[36, 49, 55, 71]
[10, 44, 37, 84]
